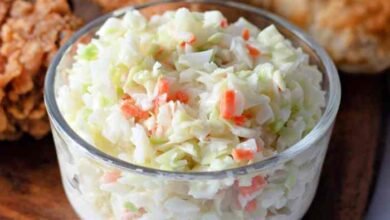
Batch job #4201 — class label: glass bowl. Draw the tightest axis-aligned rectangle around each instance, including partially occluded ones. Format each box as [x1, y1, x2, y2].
[44, 0, 341, 219]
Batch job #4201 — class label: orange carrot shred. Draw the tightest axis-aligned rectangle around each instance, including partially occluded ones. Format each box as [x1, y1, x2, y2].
[239, 175, 267, 196]
[220, 19, 228, 28]
[100, 171, 121, 183]
[174, 90, 189, 103]
[158, 78, 170, 95]
[121, 103, 138, 117]
[121, 99, 149, 121]
[233, 115, 246, 126]
[220, 90, 236, 119]
[244, 199, 257, 212]
[138, 110, 150, 120]
[239, 185, 258, 197]
[232, 148, 254, 162]
[252, 176, 267, 187]
[188, 34, 196, 44]
[246, 44, 261, 58]
[180, 34, 196, 48]
[242, 28, 250, 41]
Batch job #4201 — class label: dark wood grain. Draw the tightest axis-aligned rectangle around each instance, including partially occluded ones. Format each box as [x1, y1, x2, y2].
[304, 73, 388, 220]
[0, 137, 78, 220]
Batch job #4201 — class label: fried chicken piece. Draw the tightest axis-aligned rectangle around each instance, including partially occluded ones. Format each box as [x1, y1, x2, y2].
[93, 0, 147, 12]
[0, 1, 12, 26]
[0, 0, 82, 141]
[247, 0, 390, 73]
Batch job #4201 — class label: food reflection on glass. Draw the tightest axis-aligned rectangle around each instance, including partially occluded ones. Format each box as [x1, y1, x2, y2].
[45, 2, 340, 220]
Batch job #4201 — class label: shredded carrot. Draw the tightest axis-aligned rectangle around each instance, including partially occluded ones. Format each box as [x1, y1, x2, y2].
[239, 184, 257, 196]
[188, 34, 196, 44]
[252, 175, 267, 187]
[232, 148, 254, 162]
[121, 99, 149, 121]
[100, 171, 121, 183]
[233, 111, 253, 126]
[233, 115, 246, 126]
[242, 28, 250, 41]
[220, 19, 228, 28]
[180, 34, 196, 48]
[138, 110, 149, 120]
[244, 199, 257, 212]
[173, 90, 189, 103]
[220, 90, 236, 119]
[246, 44, 261, 58]
[121, 103, 139, 117]
[158, 78, 170, 95]
[239, 175, 267, 196]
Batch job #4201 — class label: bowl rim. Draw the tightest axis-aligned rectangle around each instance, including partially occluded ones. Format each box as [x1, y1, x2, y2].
[44, 0, 341, 180]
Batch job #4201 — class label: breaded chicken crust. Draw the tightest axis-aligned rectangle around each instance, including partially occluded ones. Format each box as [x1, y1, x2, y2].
[93, 0, 147, 12]
[247, 0, 390, 73]
[94, 0, 390, 73]
[0, 0, 82, 140]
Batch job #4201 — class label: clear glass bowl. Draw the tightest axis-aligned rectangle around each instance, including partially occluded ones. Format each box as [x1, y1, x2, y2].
[44, 1, 341, 219]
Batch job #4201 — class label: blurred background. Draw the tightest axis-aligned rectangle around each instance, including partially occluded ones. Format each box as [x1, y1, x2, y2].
[0, 0, 389, 219]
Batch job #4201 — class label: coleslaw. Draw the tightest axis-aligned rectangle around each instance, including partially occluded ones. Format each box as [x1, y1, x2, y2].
[55, 8, 326, 220]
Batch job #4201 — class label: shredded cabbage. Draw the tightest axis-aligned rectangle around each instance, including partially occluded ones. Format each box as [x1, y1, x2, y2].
[58, 7, 325, 180]
[57, 8, 328, 220]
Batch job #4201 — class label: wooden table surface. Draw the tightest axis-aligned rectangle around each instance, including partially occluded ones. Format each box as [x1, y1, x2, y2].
[0, 1, 389, 219]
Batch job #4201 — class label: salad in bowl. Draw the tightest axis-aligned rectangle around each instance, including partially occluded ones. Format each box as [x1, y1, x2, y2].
[45, 1, 340, 220]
